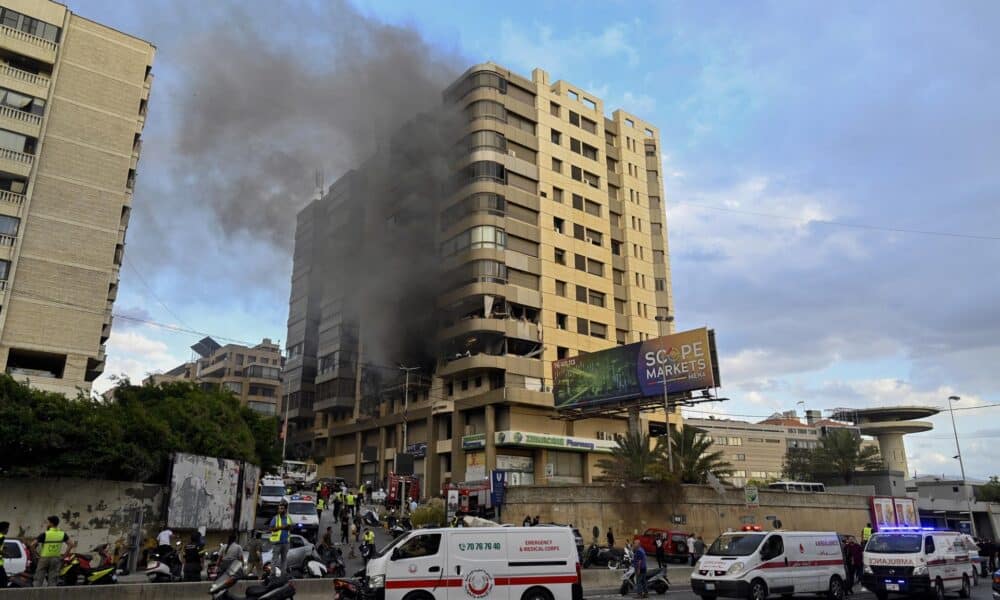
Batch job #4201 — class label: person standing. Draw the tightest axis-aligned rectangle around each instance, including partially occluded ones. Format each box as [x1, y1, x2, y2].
[0, 521, 9, 589]
[862, 523, 873, 544]
[156, 527, 174, 556]
[654, 534, 665, 569]
[522, 515, 532, 527]
[346, 490, 356, 518]
[246, 533, 263, 578]
[269, 501, 291, 573]
[607, 528, 615, 549]
[687, 534, 696, 566]
[694, 535, 706, 562]
[181, 531, 203, 582]
[317, 496, 326, 522]
[340, 510, 350, 544]
[532, 515, 540, 527]
[320, 526, 334, 550]
[632, 539, 648, 598]
[845, 536, 863, 595]
[409, 497, 418, 514]
[333, 490, 343, 520]
[218, 533, 243, 575]
[31, 515, 74, 587]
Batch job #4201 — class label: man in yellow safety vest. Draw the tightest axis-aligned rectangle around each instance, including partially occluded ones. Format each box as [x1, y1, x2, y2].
[269, 501, 291, 573]
[862, 523, 873, 543]
[30, 515, 74, 587]
[346, 490, 356, 518]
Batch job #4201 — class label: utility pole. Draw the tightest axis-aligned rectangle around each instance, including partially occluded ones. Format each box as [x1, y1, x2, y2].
[397, 365, 420, 469]
[281, 393, 290, 462]
[662, 371, 674, 474]
[948, 395, 977, 537]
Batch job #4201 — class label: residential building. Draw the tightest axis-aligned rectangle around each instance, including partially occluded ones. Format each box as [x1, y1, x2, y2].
[0, 0, 154, 395]
[146, 336, 283, 416]
[686, 410, 866, 488]
[282, 63, 680, 492]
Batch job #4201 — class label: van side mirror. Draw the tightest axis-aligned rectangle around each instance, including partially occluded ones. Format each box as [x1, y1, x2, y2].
[391, 548, 401, 561]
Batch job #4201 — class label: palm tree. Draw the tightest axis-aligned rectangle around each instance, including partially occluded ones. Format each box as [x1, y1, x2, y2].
[595, 431, 663, 483]
[670, 426, 732, 484]
[812, 429, 883, 484]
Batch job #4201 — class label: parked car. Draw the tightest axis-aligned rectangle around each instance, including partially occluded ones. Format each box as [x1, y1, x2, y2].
[2, 538, 30, 580]
[633, 528, 692, 563]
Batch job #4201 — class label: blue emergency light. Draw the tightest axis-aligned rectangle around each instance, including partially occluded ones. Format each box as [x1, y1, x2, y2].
[878, 526, 938, 532]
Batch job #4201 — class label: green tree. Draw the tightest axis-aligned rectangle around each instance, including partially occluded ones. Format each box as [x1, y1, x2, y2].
[783, 446, 815, 481]
[595, 431, 662, 484]
[670, 426, 733, 484]
[976, 476, 1000, 502]
[0, 375, 280, 482]
[812, 429, 883, 484]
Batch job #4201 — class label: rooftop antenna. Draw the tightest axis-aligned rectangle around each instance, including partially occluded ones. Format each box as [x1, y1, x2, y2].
[314, 169, 324, 201]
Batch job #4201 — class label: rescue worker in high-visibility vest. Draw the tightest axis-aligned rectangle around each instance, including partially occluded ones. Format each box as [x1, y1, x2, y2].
[346, 490, 356, 518]
[362, 528, 376, 564]
[316, 496, 326, 522]
[359, 483, 366, 504]
[333, 490, 343, 520]
[0, 521, 9, 589]
[862, 523, 873, 543]
[31, 515, 74, 587]
[269, 501, 291, 573]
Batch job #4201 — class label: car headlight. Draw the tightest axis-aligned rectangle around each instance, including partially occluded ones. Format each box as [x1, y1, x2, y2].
[863, 565, 873, 575]
[726, 562, 745, 575]
[912, 566, 928, 576]
[369, 574, 385, 589]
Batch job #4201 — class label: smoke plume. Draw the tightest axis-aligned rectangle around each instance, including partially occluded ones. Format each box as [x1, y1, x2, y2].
[170, 1, 465, 366]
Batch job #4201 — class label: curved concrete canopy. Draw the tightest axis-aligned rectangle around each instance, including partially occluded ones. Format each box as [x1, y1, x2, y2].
[830, 406, 940, 424]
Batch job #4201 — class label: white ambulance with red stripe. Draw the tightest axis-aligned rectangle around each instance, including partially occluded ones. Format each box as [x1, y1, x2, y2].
[862, 528, 975, 600]
[690, 529, 847, 600]
[364, 526, 582, 600]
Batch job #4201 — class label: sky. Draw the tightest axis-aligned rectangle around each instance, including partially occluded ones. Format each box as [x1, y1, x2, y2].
[66, 0, 1000, 479]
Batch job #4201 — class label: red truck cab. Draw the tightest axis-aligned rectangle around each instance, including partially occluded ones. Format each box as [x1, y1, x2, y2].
[633, 528, 692, 563]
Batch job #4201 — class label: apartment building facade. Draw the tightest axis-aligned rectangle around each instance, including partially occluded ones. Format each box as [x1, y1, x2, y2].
[282, 63, 680, 494]
[146, 336, 284, 416]
[0, 0, 154, 395]
[686, 410, 864, 488]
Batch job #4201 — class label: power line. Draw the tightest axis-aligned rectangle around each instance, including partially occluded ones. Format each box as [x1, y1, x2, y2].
[122, 255, 194, 330]
[671, 200, 1000, 242]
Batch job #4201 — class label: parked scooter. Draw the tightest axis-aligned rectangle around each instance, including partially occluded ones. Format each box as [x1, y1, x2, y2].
[60, 544, 117, 585]
[209, 562, 296, 600]
[207, 545, 223, 580]
[362, 510, 380, 528]
[389, 516, 413, 538]
[583, 542, 624, 569]
[319, 545, 346, 578]
[145, 540, 183, 582]
[619, 564, 669, 596]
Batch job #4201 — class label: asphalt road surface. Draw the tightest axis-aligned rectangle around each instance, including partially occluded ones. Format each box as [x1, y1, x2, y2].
[584, 586, 996, 600]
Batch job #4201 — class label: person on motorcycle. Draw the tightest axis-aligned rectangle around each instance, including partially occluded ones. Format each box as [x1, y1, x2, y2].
[632, 539, 648, 598]
[218, 533, 243, 575]
[181, 532, 203, 582]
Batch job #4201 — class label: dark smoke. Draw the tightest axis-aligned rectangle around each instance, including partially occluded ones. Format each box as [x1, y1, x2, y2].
[170, 1, 465, 365]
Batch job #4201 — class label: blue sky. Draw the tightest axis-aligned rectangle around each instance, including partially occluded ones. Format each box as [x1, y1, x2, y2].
[68, 0, 1000, 478]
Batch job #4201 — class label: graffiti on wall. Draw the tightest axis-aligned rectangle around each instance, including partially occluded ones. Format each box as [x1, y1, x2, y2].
[166, 453, 241, 530]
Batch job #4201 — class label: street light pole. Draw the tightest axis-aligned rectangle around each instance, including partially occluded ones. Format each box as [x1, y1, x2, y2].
[662, 370, 674, 474]
[947, 395, 977, 537]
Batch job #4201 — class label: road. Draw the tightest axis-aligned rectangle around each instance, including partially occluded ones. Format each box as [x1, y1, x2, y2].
[584, 585, 997, 600]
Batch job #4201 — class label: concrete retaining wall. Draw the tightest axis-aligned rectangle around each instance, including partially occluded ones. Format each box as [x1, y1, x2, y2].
[0, 477, 165, 550]
[504, 484, 871, 540]
[0, 579, 335, 599]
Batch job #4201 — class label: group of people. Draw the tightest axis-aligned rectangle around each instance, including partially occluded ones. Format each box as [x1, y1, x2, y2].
[520, 515, 542, 526]
[155, 527, 251, 582]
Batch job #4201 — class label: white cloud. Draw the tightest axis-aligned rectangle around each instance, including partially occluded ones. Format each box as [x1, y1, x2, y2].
[93, 328, 184, 394]
[498, 21, 639, 78]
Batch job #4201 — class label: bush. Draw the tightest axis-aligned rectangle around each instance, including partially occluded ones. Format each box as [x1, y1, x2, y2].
[410, 498, 446, 527]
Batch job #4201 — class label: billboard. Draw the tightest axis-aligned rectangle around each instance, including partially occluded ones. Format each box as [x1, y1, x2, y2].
[236, 463, 260, 532]
[552, 327, 718, 410]
[166, 453, 241, 531]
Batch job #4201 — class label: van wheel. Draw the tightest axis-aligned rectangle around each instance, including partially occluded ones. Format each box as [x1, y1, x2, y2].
[523, 586, 554, 600]
[958, 575, 970, 599]
[749, 578, 768, 600]
[828, 575, 845, 600]
[404, 592, 435, 600]
[933, 580, 945, 600]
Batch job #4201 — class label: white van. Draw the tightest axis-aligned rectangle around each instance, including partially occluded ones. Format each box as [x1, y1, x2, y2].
[690, 530, 847, 600]
[365, 526, 582, 600]
[259, 476, 287, 517]
[862, 529, 974, 600]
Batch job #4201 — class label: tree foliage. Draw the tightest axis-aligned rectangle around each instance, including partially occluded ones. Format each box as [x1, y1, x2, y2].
[595, 430, 663, 484]
[977, 476, 1000, 502]
[782, 429, 883, 484]
[671, 426, 733, 484]
[0, 376, 281, 482]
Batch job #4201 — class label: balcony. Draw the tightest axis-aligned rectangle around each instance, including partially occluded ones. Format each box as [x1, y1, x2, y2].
[0, 147, 33, 177]
[0, 189, 24, 218]
[0, 63, 49, 97]
[0, 104, 41, 137]
[438, 317, 541, 344]
[0, 25, 57, 63]
[0, 279, 7, 292]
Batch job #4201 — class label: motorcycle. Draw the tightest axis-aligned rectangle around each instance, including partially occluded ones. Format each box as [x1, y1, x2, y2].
[362, 510, 380, 527]
[334, 577, 368, 600]
[389, 516, 413, 539]
[619, 564, 670, 596]
[286, 547, 326, 579]
[60, 544, 117, 585]
[583, 542, 624, 569]
[145, 541, 183, 582]
[209, 562, 296, 600]
[319, 545, 346, 578]
[207, 545, 223, 580]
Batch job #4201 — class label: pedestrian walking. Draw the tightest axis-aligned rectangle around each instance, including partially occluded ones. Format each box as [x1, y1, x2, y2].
[654, 534, 665, 569]
[346, 490, 357, 518]
[0, 521, 9, 589]
[181, 531, 203, 582]
[246, 533, 263, 578]
[694, 535, 706, 561]
[317, 496, 326, 522]
[354, 513, 362, 542]
[30, 515, 74, 587]
[862, 523, 873, 544]
[632, 539, 648, 598]
[333, 490, 343, 520]
[269, 501, 291, 573]
[340, 511, 350, 544]
[218, 533, 243, 575]
[687, 534, 696, 566]
[845, 536, 863, 595]
[607, 528, 615, 549]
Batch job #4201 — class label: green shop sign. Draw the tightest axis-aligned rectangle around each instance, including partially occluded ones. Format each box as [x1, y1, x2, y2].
[494, 430, 616, 454]
[462, 433, 486, 450]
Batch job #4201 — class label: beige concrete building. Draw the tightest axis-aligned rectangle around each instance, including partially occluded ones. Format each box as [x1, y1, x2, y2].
[0, 0, 154, 395]
[686, 410, 867, 488]
[146, 337, 283, 416]
[283, 63, 681, 494]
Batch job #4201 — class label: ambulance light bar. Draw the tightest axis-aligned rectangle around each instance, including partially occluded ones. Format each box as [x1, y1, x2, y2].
[877, 526, 939, 532]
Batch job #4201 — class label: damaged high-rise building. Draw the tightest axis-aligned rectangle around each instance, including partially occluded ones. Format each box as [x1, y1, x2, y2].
[281, 63, 679, 493]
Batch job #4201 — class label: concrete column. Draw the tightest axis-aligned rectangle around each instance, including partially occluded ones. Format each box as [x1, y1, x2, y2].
[582, 453, 593, 484]
[426, 414, 440, 497]
[353, 431, 362, 487]
[451, 408, 466, 483]
[876, 433, 909, 475]
[378, 427, 387, 484]
[485, 404, 497, 473]
[628, 406, 641, 436]
[535, 449, 548, 485]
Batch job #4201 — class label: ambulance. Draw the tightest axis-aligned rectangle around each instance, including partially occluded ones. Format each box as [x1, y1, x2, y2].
[862, 528, 974, 600]
[364, 526, 582, 600]
[689, 529, 847, 600]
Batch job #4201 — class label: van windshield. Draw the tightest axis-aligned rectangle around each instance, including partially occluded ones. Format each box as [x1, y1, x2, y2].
[707, 534, 766, 556]
[288, 503, 316, 516]
[261, 486, 286, 497]
[866, 534, 921, 553]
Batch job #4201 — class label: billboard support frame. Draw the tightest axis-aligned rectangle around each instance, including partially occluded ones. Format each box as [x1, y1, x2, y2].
[553, 388, 727, 421]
